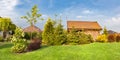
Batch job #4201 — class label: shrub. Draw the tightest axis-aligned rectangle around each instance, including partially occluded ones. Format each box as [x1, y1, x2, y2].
[67, 33, 79, 45]
[11, 27, 27, 53]
[108, 34, 116, 42]
[53, 34, 67, 45]
[78, 32, 93, 44]
[27, 38, 41, 51]
[87, 34, 94, 43]
[67, 31, 93, 45]
[116, 34, 120, 42]
[96, 34, 108, 43]
[11, 37, 27, 53]
[0, 36, 3, 42]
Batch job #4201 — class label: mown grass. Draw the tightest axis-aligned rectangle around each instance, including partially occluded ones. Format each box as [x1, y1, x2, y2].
[0, 42, 120, 60]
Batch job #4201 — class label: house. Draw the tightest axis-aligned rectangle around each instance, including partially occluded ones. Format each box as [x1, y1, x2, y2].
[23, 25, 42, 33]
[67, 21, 102, 40]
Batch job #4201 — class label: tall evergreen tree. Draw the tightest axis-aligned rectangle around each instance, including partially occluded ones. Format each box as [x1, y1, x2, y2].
[42, 18, 54, 45]
[54, 21, 67, 45]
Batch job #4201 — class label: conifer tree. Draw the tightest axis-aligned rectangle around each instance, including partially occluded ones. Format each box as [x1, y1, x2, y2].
[42, 18, 54, 45]
[54, 20, 67, 45]
[103, 26, 108, 35]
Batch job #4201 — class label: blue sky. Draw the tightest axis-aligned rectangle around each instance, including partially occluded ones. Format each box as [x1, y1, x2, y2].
[0, 0, 120, 32]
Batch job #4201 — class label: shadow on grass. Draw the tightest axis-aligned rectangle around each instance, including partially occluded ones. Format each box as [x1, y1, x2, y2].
[40, 45, 49, 49]
[33, 45, 49, 51]
[0, 43, 13, 49]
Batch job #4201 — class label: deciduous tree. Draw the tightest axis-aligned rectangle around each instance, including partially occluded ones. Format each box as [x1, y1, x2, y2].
[21, 5, 43, 39]
[0, 17, 16, 39]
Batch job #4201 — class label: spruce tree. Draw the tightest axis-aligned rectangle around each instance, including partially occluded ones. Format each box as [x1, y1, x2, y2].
[42, 18, 54, 45]
[54, 21, 67, 45]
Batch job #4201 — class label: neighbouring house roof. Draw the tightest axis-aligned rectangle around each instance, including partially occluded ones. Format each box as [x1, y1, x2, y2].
[67, 21, 102, 30]
[23, 25, 42, 32]
[108, 30, 117, 34]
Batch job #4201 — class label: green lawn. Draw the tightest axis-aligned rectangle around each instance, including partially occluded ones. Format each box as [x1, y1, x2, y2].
[0, 42, 120, 60]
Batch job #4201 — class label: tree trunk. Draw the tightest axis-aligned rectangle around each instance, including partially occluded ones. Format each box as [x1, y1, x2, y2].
[30, 32, 32, 40]
[3, 30, 7, 39]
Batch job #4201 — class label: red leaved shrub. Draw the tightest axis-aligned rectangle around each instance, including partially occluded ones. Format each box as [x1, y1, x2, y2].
[27, 38, 41, 51]
[116, 34, 120, 42]
[108, 34, 116, 42]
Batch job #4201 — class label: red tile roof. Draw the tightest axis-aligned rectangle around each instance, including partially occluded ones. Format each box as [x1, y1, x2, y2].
[67, 21, 102, 30]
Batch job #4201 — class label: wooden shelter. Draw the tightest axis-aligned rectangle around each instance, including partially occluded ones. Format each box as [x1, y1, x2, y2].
[23, 25, 42, 33]
[67, 21, 102, 39]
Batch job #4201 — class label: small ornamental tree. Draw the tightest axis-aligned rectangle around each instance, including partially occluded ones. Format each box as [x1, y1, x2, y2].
[42, 18, 54, 45]
[11, 27, 27, 53]
[21, 5, 43, 40]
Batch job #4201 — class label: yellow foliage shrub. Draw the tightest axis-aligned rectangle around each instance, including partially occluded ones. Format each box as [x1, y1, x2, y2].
[96, 34, 108, 43]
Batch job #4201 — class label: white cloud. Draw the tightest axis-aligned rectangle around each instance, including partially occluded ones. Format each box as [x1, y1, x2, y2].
[76, 16, 83, 19]
[82, 10, 93, 14]
[105, 15, 120, 32]
[41, 14, 48, 20]
[0, 0, 19, 17]
[0, 0, 26, 27]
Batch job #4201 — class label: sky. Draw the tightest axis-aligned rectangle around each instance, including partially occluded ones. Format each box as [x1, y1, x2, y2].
[0, 0, 120, 32]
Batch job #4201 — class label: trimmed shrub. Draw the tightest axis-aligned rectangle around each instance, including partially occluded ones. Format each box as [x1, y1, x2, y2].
[96, 34, 108, 43]
[27, 38, 41, 51]
[108, 34, 116, 42]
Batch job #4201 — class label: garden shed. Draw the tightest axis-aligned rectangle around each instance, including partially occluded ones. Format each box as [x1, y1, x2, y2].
[67, 21, 102, 40]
